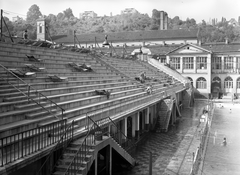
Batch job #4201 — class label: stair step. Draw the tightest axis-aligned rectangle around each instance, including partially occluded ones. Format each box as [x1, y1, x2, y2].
[53, 171, 82, 175]
[14, 101, 48, 109]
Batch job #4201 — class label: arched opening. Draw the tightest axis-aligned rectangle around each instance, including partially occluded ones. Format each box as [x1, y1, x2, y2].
[196, 77, 207, 89]
[224, 76, 233, 93]
[211, 76, 221, 98]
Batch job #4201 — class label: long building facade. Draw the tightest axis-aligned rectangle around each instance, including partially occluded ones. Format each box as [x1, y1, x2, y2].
[157, 42, 240, 98]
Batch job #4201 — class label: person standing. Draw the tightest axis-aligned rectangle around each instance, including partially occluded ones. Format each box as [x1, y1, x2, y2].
[23, 30, 28, 40]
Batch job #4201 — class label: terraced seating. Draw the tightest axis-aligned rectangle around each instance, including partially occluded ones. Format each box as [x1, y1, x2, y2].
[0, 41, 186, 169]
[48, 74, 68, 82]
[25, 64, 45, 72]
[8, 68, 36, 77]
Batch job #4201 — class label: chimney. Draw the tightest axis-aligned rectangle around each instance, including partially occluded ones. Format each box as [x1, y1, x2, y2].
[160, 11, 164, 30]
[225, 37, 229, 44]
[164, 12, 168, 30]
[198, 39, 202, 46]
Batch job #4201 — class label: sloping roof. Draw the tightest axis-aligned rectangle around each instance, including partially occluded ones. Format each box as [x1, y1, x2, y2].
[52, 29, 198, 44]
[201, 43, 240, 53]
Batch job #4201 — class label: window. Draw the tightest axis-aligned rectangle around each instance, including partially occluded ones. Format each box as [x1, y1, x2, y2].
[237, 57, 240, 70]
[158, 57, 166, 63]
[224, 56, 233, 70]
[196, 77, 207, 89]
[197, 57, 207, 69]
[237, 77, 240, 89]
[170, 57, 180, 69]
[224, 76, 233, 88]
[212, 57, 222, 70]
[183, 57, 194, 69]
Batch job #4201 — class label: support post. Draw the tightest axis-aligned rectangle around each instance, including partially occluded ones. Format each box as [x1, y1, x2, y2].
[1, 9, 2, 39]
[149, 151, 152, 175]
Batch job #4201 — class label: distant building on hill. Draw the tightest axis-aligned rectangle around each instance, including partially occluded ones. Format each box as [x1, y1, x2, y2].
[121, 8, 138, 15]
[79, 11, 97, 19]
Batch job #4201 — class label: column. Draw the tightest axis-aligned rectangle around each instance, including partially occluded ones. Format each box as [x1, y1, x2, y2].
[233, 56, 237, 73]
[180, 56, 183, 73]
[95, 155, 98, 175]
[135, 112, 140, 139]
[166, 55, 170, 64]
[207, 54, 212, 93]
[131, 115, 136, 138]
[221, 56, 224, 72]
[106, 146, 112, 175]
[145, 107, 149, 130]
[194, 56, 197, 73]
[121, 118, 127, 141]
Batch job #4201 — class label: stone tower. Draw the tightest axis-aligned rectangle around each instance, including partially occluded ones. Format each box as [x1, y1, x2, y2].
[37, 17, 46, 41]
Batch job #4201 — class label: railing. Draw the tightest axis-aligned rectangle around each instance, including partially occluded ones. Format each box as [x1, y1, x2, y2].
[190, 101, 213, 175]
[148, 58, 190, 88]
[0, 63, 65, 120]
[36, 120, 75, 175]
[64, 117, 108, 175]
[108, 117, 136, 152]
[0, 119, 67, 167]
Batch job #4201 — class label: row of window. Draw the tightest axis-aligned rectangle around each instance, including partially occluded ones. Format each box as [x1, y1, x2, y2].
[168, 57, 240, 70]
[188, 76, 240, 89]
[212, 57, 240, 70]
[169, 57, 207, 70]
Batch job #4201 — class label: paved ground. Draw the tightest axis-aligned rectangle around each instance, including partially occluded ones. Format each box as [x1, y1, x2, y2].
[200, 102, 240, 175]
[115, 100, 207, 175]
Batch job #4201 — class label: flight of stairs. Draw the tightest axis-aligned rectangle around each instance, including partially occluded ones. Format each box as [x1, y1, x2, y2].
[53, 137, 95, 175]
[158, 99, 173, 132]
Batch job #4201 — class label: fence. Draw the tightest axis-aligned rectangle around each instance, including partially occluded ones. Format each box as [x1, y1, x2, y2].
[0, 119, 67, 166]
[190, 100, 213, 175]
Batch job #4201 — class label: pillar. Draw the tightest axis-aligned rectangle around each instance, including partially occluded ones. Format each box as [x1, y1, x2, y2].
[166, 55, 170, 64]
[221, 56, 224, 72]
[105, 146, 112, 175]
[234, 56, 237, 73]
[121, 118, 127, 140]
[142, 110, 145, 130]
[95, 156, 98, 175]
[194, 56, 197, 73]
[145, 107, 150, 130]
[131, 115, 136, 138]
[135, 112, 140, 139]
[180, 56, 183, 73]
[207, 54, 212, 93]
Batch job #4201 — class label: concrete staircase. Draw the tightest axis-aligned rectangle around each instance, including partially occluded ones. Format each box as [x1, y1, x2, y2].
[159, 98, 174, 132]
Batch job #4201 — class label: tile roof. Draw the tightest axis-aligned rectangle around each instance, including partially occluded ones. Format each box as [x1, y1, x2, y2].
[201, 43, 240, 53]
[52, 29, 198, 44]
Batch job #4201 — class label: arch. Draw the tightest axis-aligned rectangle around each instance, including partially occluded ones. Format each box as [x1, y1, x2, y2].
[187, 77, 193, 82]
[212, 76, 221, 90]
[196, 77, 207, 89]
[212, 76, 221, 83]
[224, 76, 233, 88]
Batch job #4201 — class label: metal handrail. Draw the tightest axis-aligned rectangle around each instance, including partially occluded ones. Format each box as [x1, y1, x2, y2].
[0, 63, 65, 120]
[0, 119, 67, 167]
[108, 117, 135, 151]
[36, 120, 75, 175]
[64, 117, 105, 175]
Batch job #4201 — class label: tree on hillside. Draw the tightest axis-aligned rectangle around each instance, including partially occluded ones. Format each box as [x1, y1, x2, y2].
[63, 8, 74, 19]
[26, 4, 42, 23]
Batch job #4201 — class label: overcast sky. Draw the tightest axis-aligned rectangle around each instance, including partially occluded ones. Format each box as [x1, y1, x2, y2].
[1, 0, 239, 23]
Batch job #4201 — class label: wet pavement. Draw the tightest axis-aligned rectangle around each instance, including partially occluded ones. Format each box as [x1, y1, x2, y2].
[200, 102, 240, 175]
[116, 100, 207, 175]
